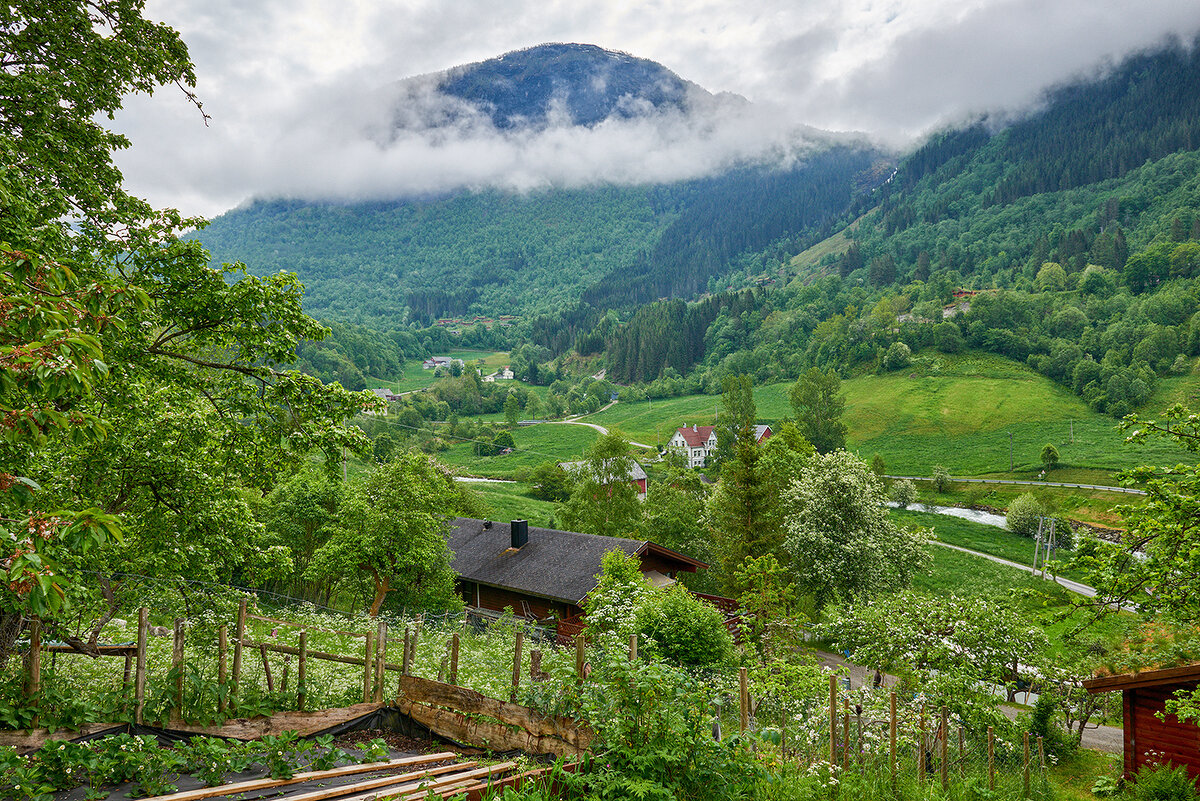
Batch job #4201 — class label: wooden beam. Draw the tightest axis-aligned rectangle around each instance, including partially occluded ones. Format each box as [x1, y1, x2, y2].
[1084, 662, 1200, 692]
[136, 753, 458, 801]
[339, 762, 515, 801]
[277, 761, 482, 801]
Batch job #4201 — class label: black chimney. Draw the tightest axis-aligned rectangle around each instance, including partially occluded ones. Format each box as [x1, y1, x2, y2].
[510, 519, 528, 549]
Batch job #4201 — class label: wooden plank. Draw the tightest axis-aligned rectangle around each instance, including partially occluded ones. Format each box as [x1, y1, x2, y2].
[137, 753, 458, 801]
[1084, 663, 1200, 692]
[399, 675, 591, 745]
[136, 607, 148, 725]
[245, 612, 366, 638]
[40, 644, 137, 656]
[449, 633, 459, 685]
[28, 619, 41, 729]
[280, 761, 480, 801]
[397, 698, 589, 757]
[242, 638, 402, 672]
[337, 763, 514, 801]
[166, 701, 386, 740]
[171, 618, 185, 724]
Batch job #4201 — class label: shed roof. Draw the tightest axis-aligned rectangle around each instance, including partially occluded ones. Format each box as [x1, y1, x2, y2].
[1083, 662, 1200, 692]
[446, 518, 704, 605]
[559, 460, 647, 482]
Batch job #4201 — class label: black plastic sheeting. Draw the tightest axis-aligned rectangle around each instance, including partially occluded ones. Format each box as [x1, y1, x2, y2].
[48, 707, 542, 800]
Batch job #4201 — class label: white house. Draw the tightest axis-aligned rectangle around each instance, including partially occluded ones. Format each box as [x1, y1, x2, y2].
[668, 425, 718, 469]
[668, 423, 773, 469]
[482, 366, 515, 382]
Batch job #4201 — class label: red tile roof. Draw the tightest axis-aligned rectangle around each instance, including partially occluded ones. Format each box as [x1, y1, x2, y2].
[675, 425, 715, 447]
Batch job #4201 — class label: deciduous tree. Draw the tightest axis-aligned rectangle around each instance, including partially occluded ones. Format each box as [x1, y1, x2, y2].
[789, 367, 847, 454]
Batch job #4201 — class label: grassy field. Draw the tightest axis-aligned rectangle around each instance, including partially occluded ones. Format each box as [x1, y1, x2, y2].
[437, 422, 600, 478]
[465, 480, 559, 526]
[910, 480, 1136, 529]
[588, 351, 1185, 482]
[366, 349, 508, 393]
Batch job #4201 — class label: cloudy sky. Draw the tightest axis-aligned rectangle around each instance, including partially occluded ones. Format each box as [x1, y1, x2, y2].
[114, 0, 1200, 218]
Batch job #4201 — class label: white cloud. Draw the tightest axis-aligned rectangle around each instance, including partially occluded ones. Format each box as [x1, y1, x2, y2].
[113, 0, 1200, 217]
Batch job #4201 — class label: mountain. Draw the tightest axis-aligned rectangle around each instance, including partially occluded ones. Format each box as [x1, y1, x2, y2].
[433, 43, 714, 129]
[587, 37, 1200, 415]
[197, 44, 890, 326]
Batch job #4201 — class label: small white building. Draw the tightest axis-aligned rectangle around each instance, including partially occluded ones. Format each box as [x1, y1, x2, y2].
[422, 356, 464, 371]
[482, 366, 515, 382]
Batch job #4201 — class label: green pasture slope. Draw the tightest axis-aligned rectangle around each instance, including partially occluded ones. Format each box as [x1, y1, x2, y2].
[367, 350, 509, 393]
[590, 351, 1186, 481]
[437, 422, 600, 479]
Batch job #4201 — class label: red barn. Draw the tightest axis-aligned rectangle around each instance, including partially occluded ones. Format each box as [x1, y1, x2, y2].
[1084, 663, 1200, 782]
[446, 518, 706, 622]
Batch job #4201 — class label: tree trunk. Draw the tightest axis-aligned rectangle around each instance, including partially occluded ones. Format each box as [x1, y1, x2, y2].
[367, 570, 390, 617]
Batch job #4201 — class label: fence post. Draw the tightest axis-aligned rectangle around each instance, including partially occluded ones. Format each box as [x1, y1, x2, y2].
[988, 725, 995, 791]
[449, 633, 460, 685]
[628, 633, 637, 662]
[918, 703, 926, 785]
[940, 706, 949, 791]
[889, 692, 897, 786]
[510, 631, 524, 703]
[409, 626, 420, 673]
[575, 636, 585, 684]
[260, 643, 274, 694]
[829, 675, 838, 766]
[1037, 735, 1045, 770]
[297, 630, 307, 712]
[374, 621, 387, 703]
[401, 628, 412, 675]
[135, 607, 148, 724]
[362, 631, 374, 704]
[170, 618, 185, 724]
[1023, 732, 1030, 798]
[739, 667, 749, 732]
[27, 619, 41, 729]
[232, 597, 246, 707]
[217, 625, 228, 713]
[530, 650, 542, 682]
[280, 655, 290, 695]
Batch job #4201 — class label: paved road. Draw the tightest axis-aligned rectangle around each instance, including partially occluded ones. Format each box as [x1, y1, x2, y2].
[813, 650, 1122, 754]
[888, 475, 1145, 495]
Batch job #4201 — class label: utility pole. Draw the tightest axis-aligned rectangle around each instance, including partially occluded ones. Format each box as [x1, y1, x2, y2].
[1008, 431, 1013, 473]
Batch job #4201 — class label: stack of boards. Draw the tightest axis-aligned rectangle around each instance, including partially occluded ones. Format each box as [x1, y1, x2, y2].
[136, 752, 545, 801]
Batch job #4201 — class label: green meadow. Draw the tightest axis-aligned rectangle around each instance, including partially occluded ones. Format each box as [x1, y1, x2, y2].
[437, 421, 599, 478]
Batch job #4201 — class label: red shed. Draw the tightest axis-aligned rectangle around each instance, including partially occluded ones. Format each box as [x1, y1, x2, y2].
[1084, 663, 1200, 782]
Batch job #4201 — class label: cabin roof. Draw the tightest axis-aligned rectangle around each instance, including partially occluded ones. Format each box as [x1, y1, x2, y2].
[1083, 662, 1200, 692]
[447, 517, 705, 605]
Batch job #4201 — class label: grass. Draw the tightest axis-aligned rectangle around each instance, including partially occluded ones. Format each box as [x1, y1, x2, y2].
[466, 480, 559, 527]
[365, 349, 508, 393]
[437, 422, 600, 479]
[590, 350, 1185, 484]
[911, 481, 1135, 529]
[912, 531, 1137, 658]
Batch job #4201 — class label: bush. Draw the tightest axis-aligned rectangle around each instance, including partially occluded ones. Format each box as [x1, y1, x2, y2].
[890, 479, 917, 509]
[637, 585, 734, 667]
[1026, 690, 1079, 760]
[932, 465, 952, 493]
[1006, 492, 1045, 537]
[883, 341, 912, 370]
[1129, 763, 1200, 801]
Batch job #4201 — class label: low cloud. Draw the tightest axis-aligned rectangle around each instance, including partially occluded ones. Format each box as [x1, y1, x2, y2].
[115, 0, 1200, 217]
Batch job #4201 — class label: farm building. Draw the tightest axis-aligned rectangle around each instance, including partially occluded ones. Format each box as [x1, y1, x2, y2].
[1083, 663, 1200, 782]
[558, 459, 648, 500]
[668, 423, 773, 469]
[445, 517, 706, 623]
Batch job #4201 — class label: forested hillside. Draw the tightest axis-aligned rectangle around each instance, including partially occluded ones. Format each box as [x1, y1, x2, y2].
[529, 37, 1200, 419]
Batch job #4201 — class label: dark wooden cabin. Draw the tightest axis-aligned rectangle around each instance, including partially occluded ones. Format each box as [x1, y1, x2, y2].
[1084, 663, 1200, 782]
[446, 517, 707, 622]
